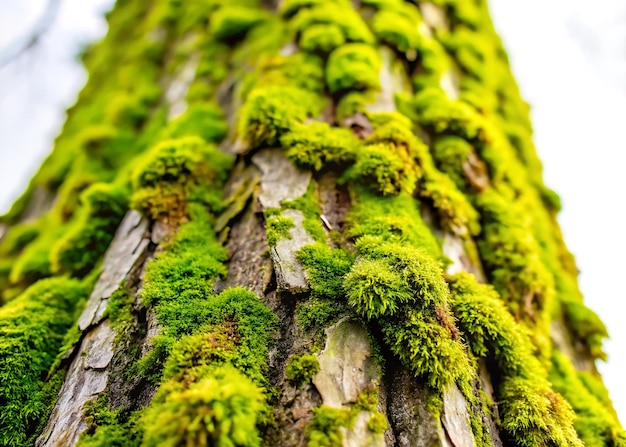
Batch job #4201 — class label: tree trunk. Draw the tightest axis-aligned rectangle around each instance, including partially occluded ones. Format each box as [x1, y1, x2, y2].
[0, 1, 623, 447]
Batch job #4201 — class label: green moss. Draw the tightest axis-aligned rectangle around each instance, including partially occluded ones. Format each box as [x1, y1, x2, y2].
[9, 220, 66, 287]
[162, 102, 228, 143]
[345, 188, 442, 260]
[238, 86, 323, 148]
[281, 181, 327, 243]
[51, 183, 128, 276]
[344, 236, 468, 394]
[298, 243, 353, 298]
[371, 8, 422, 54]
[410, 88, 490, 143]
[296, 297, 346, 331]
[448, 272, 583, 446]
[561, 300, 608, 361]
[0, 278, 86, 447]
[285, 354, 320, 385]
[344, 143, 411, 195]
[420, 170, 480, 235]
[326, 43, 381, 94]
[131, 137, 232, 220]
[289, 3, 375, 45]
[549, 351, 623, 447]
[431, 135, 476, 190]
[306, 406, 353, 447]
[265, 211, 295, 246]
[280, 122, 358, 171]
[306, 392, 388, 445]
[300, 23, 345, 54]
[210, 6, 268, 41]
[0, 221, 41, 256]
[476, 189, 554, 328]
[344, 257, 411, 318]
[142, 364, 265, 447]
[367, 412, 388, 434]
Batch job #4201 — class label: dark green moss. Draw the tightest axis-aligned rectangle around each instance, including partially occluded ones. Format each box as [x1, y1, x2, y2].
[0, 278, 86, 447]
[296, 297, 347, 331]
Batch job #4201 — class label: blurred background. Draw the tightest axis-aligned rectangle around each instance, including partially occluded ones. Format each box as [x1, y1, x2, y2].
[0, 0, 624, 419]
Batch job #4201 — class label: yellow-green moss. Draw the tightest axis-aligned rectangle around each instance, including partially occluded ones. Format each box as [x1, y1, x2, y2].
[285, 354, 320, 385]
[238, 86, 323, 148]
[210, 5, 268, 42]
[448, 272, 583, 446]
[51, 183, 128, 276]
[131, 137, 232, 221]
[326, 43, 381, 94]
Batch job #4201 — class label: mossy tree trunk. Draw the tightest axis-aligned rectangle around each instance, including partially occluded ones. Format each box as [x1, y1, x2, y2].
[0, 1, 623, 447]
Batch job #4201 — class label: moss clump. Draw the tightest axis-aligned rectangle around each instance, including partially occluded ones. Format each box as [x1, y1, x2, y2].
[298, 243, 353, 298]
[448, 272, 583, 446]
[300, 23, 345, 54]
[345, 188, 441, 260]
[0, 278, 86, 447]
[50, 183, 128, 276]
[344, 236, 468, 393]
[142, 364, 265, 447]
[288, 3, 375, 45]
[326, 43, 381, 94]
[306, 406, 353, 447]
[210, 6, 268, 42]
[345, 143, 410, 196]
[280, 122, 358, 171]
[285, 354, 320, 385]
[371, 8, 422, 54]
[264, 210, 295, 246]
[238, 86, 323, 148]
[131, 137, 232, 221]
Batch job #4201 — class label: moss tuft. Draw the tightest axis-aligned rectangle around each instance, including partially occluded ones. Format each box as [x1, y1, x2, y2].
[298, 243, 353, 298]
[0, 278, 86, 447]
[326, 44, 381, 94]
[51, 182, 128, 276]
[210, 6, 268, 42]
[142, 364, 265, 447]
[285, 354, 321, 385]
[239, 86, 322, 148]
[131, 137, 232, 221]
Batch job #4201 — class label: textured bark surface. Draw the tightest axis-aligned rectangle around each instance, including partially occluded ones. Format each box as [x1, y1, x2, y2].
[0, 1, 623, 447]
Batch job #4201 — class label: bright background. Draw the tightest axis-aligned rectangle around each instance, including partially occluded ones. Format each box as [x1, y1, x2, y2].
[0, 0, 624, 419]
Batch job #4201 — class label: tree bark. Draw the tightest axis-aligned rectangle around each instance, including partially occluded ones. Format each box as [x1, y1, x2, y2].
[0, 1, 623, 447]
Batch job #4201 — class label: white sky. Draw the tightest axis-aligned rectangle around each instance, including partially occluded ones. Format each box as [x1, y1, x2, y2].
[0, 0, 624, 422]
